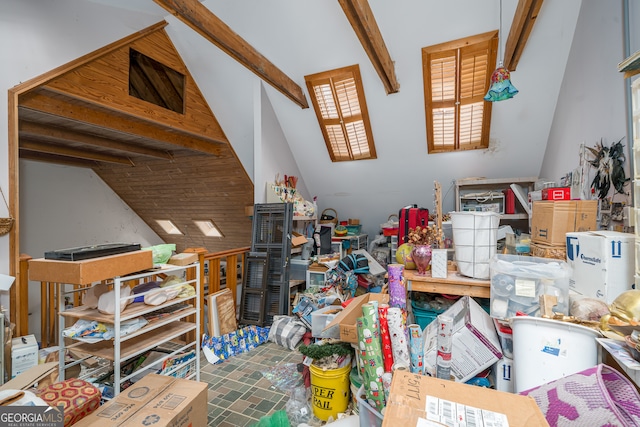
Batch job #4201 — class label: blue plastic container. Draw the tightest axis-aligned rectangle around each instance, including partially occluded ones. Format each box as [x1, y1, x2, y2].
[411, 301, 444, 330]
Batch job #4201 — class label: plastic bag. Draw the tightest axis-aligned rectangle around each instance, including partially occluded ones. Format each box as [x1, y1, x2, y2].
[285, 386, 311, 426]
[261, 362, 303, 393]
[253, 409, 291, 427]
[142, 243, 176, 264]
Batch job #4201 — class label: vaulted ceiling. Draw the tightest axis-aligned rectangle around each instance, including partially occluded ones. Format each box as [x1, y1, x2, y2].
[15, 0, 553, 251]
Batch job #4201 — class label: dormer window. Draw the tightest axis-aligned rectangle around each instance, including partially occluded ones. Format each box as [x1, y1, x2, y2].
[422, 31, 498, 153]
[305, 65, 377, 162]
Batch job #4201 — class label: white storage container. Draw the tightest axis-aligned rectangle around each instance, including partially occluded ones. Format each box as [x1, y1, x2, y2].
[489, 254, 571, 320]
[311, 306, 343, 338]
[357, 386, 383, 427]
[450, 212, 500, 279]
[511, 316, 600, 393]
[290, 257, 310, 281]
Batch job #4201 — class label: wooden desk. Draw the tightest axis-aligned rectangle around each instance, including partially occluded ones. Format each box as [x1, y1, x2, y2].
[405, 270, 490, 298]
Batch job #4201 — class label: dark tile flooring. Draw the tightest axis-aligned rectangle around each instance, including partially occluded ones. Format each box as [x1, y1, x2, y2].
[200, 342, 303, 426]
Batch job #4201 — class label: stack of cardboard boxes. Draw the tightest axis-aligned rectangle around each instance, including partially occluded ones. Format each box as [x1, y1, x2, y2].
[530, 197, 635, 303]
[530, 199, 598, 259]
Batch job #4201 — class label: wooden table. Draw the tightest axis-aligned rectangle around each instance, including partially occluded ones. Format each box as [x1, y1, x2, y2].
[404, 269, 491, 298]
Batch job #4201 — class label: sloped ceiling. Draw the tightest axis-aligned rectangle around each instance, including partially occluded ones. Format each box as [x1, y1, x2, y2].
[163, 0, 581, 237]
[27, 0, 582, 240]
[17, 22, 254, 251]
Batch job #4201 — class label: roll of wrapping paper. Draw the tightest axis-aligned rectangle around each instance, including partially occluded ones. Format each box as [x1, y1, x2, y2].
[387, 263, 406, 310]
[378, 304, 394, 372]
[408, 324, 424, 374]
[387, 307, 410, 369]
[357, 309, 386, 410]
[351, 343, 365, 379]
[436, 314, 453, 380]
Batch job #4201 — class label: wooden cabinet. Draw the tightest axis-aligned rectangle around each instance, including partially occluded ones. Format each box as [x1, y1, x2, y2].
[58, 263, 201, 397]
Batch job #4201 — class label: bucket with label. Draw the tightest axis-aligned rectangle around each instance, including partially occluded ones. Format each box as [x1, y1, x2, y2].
[310, 363, 351, 421]
[511, 316, 600, 392]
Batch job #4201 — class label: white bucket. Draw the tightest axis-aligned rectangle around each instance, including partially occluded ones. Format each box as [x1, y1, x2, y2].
[511, 316, 600, 393]
[450, 211, 500, 279]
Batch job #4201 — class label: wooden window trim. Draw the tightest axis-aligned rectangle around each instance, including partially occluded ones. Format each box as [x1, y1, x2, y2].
[423, 31, 498, 154]
[305, 64, 377, 162]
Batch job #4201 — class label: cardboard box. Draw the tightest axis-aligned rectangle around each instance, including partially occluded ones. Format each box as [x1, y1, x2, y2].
[382, 371, 548, 426]
[491, 357, 515, 393]
[167, 252, 198, 266]
[566, 230, 635, 303]
[291, 232, 309, 246]
[0, 362, 57, 392]
[11, 335, 39, 378]
[325, 293, 389, 343]
[422, 296, 502, 382]
[530, 241, 566, 260]
[29, 250, 153, 284]
[531, 200, 597, 245]
[542, 187, 571, 200]
[73, 374, 207, 427]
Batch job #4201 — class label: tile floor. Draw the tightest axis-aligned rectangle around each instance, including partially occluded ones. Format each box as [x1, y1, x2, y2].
[200, 342, 303, 426]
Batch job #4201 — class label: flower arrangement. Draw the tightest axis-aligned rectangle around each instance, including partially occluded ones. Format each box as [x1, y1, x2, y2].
[407, 224, 444, 247]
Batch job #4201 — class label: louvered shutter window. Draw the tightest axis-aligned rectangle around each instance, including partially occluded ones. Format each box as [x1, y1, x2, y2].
[423, 31, 498, 153]
[306, 65, 377, 162]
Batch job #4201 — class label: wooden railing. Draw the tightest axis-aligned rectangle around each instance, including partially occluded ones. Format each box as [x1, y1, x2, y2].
[185, 246, 250, 336]
[12, 255, 31, 338]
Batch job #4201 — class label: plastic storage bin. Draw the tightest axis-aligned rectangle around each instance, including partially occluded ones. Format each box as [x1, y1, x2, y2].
[290, 258, 310, 281]
[311, 306, 343, 338]
[450, 211, 500, 279]
[357, 386, 383, 427]
[494, 319, 513, 359]
[411, 300, 444, 330]
[489, 254, 571, 320]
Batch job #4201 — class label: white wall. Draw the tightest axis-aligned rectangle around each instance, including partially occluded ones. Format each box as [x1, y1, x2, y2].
[258, 83, 311, 204]
[540, 1, 627, 191]
[257, 0, 583, 238]
[20, 161, 163, 336]
[0, 0, 166, 339]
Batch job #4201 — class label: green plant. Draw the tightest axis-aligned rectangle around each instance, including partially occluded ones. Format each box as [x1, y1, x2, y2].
[298, 342, 352, 360]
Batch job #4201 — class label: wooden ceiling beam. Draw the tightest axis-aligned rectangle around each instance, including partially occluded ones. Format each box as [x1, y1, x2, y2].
[338, 0, 399, 94]
[20, 139, 134, 166]
[153, 0, 309, 109]
[504, 0, 545, 71]
[19, 120, 174, 160]
[19, 90, 222, 156]
[18, 150, 99, 169]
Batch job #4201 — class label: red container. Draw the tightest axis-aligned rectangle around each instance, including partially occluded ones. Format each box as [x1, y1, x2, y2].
[503, 188, 515, 214]
[542, 187, 571, 201]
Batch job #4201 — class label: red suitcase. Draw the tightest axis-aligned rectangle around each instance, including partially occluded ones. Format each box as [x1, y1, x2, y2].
[398, 205, 429, 244]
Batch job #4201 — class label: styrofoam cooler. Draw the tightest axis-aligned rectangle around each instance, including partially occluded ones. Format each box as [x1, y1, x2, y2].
[450, 211, 500, 279]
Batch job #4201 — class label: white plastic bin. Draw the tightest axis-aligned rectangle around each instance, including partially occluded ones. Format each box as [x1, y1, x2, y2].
[450, 211, 500, 279]
[311, 306, 343, 338]
[357, 386, 383, 427]
[489, 254, 571, 320]
[511, 316, 600, 393]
